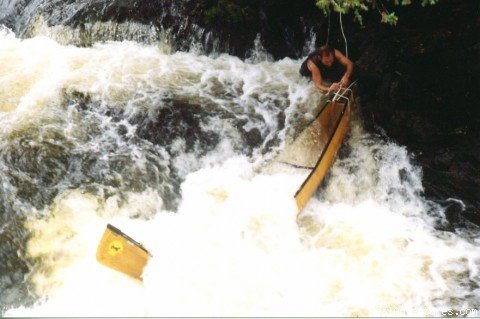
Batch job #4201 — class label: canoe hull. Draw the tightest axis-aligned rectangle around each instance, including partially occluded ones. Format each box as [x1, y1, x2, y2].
[294, 92, 353, 212]
[96, 224, 151, 280]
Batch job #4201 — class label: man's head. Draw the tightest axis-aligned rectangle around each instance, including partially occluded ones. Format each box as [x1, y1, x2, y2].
[318, 45, 335, 67]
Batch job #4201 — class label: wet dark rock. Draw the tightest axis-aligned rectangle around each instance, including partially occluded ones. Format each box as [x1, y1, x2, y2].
[0, 0, 328, 57]
[419, 131, 480, 226]
[243, 128, 262, 148]
[0, 0, 164, 34]
[135, 101, 220, 153]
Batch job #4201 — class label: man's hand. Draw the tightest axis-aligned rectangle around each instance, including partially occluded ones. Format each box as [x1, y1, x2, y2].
[328, 83, 341, 92]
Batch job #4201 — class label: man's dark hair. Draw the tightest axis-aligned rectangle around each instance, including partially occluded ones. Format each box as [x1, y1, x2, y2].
[318, 45, 335, 57]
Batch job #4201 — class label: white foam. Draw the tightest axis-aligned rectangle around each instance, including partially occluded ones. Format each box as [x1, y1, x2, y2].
[6, 151, 480, 316]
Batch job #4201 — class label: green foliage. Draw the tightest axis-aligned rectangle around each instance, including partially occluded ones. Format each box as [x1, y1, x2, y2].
[381, 11, 398, 25]
[315, 0, 439, 25]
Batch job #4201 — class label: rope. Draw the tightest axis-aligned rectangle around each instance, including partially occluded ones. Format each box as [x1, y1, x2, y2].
[332, 80, 357, 102]
[339, 12, 348, 58]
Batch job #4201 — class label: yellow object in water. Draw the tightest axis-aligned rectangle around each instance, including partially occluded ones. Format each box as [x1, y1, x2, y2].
[96, 224, 151, 280]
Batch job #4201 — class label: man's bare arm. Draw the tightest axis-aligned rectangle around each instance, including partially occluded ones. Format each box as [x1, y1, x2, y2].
[334, 49, 354, 86]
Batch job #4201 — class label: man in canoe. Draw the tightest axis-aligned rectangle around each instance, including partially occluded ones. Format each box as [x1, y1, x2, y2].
[299, 44, 354, 93]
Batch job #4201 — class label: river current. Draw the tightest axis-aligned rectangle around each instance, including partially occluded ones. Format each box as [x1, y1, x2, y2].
[0, 21, 479, 316]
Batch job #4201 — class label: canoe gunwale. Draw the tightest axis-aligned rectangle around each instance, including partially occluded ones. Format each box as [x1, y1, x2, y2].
[106, 223, 151, 256]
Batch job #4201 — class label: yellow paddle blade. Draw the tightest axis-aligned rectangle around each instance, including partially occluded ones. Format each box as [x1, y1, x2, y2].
[96, 224, 151, 280]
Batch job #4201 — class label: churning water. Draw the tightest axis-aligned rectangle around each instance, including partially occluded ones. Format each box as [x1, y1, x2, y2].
[0, 23, 479, 317]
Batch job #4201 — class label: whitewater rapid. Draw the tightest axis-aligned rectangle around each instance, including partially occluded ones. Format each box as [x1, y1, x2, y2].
[0, 25, 479, 317]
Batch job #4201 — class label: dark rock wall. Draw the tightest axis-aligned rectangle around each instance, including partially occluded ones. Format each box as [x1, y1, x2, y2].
[346, 0, 480, 226]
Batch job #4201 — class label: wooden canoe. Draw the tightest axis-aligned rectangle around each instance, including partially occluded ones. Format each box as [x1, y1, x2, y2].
[275, 88, 354, 213]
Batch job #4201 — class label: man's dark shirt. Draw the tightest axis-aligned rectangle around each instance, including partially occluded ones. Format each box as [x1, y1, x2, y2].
[299, 50, 345, 83]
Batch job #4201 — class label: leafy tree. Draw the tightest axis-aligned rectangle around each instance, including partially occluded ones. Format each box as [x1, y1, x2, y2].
[315, 0, 439, 25]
